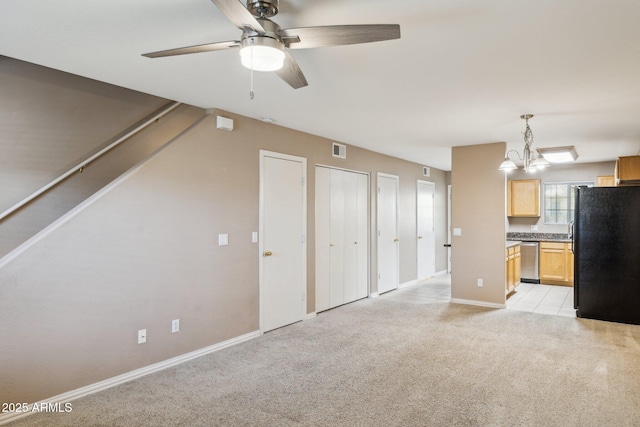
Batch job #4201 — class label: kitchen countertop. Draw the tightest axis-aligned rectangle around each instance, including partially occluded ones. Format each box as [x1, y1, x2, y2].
[507, 232, 571, 243]
[506, 240, 522, 248]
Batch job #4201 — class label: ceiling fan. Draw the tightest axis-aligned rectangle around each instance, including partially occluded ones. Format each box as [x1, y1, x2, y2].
[142, 0, 401, 89]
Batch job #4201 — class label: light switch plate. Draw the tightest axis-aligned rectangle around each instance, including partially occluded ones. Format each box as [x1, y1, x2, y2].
[138, 329, 146, 344]
[218, 234, 229, 246]
[252, 232, 258, 243]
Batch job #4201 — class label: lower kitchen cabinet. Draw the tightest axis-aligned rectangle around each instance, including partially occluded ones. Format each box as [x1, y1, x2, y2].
[540, 242, 574, 286]
[506, 245, 521, 295]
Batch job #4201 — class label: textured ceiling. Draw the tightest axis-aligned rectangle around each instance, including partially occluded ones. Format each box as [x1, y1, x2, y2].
[2, 0, 640, 171]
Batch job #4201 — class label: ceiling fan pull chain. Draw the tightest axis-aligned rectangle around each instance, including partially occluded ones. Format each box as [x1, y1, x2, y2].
[249, 39, 255, 99]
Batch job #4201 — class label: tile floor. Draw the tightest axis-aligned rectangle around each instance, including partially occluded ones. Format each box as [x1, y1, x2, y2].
[381, 274, 576, 318]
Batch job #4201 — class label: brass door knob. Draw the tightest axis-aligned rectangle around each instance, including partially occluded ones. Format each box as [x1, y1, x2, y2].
[418, 236, 423, 239]
[354, 241, 358, 245]
[263, 251, 273, 257]
[394, 238, 399, 242]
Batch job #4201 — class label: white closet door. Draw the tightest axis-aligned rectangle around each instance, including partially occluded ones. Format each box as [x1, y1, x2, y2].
[377, 173, 399, 295]
[329, 168, 345, 308]
[342, 170, 358, 303]
[315, 167, 331, 313]
[355, 172, 369, 299]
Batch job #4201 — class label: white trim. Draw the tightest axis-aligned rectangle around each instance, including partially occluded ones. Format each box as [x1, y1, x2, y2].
[368, 292, 379, 298]
[305, 312, 317, 320]
[450, 298, 506, 309]
[259, 150, 307, 333]
[0, 330, 261, 426]
[399, 279, 418, 289]
[435, 269, 448, 277]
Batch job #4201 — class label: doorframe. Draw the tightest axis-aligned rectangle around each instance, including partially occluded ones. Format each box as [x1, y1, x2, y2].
[416, 179, 436, 281]
[376, 172, 400, 294]
[259, 150, 307, 333]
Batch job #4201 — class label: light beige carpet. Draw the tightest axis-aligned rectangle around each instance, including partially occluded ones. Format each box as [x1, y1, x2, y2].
[9, 293, 640, 426]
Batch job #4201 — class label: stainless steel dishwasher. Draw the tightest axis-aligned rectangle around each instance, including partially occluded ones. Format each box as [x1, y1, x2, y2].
[520, 241, 540, 283]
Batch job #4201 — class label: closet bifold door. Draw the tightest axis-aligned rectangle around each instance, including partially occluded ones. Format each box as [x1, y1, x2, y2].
[315, 166, 332, 313]
[315, 166, 369, 314]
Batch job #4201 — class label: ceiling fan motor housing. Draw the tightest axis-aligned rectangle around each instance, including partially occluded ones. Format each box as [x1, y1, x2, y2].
[247, 0, 279, 18]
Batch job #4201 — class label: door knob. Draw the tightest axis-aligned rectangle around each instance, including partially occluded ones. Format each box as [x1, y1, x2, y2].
[330, 243, 334, 247]
[263, 251, 273, 257]
[394, 238, 399, 242]
[418, 236, 423, 239]
[354, 241, 358, 245]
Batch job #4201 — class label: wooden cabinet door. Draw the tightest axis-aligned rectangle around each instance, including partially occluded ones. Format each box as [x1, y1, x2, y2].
[507, 180, 540, 217]
[596, 176, 615, 187]
[514, 248, 521, 285]
[540, 242, 573, 286]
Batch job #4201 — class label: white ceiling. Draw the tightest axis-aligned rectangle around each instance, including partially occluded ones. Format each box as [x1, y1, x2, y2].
[2, 0, 640, 171]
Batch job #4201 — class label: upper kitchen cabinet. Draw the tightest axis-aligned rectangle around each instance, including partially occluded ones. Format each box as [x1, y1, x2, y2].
[507, 179, 540, 217]
[615, 156, 640, 186]
[596, 176, 615, 187]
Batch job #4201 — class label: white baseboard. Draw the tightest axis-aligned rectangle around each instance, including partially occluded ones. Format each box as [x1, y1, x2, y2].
[450, 298, 506, 309]
[305, 312, 317, 320]
[434, 269, 448, 277]
[368, 292, 379, 298]
[0, 330, 261, 426]
[399, 280, 418, 289]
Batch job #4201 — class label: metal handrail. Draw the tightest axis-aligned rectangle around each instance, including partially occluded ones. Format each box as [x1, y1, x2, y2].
[0, 101, 182, 222]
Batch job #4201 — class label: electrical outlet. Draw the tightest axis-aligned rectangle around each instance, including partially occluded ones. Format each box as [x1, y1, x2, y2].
[171, 319, 180, 333]
[531, 225, 538, 231]
[477, 279, 483, 287]
[138, 329, 147, 344]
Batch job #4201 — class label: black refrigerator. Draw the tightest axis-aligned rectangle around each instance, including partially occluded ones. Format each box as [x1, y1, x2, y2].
[574, 185, 640, 324]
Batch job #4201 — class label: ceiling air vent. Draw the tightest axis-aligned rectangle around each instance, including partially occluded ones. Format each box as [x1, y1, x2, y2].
[423, 166, 431, 177]
[332, 142, 346, 159]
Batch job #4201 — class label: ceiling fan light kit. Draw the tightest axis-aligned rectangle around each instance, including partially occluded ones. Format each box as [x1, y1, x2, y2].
[239, 37, 285, 71]
[142, 0, 400, 90]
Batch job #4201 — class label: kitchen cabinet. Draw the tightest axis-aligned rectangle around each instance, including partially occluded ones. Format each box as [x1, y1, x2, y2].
[615, 156, 640, 186]
[506, 244, 521, 295]
[596, 176, 615, 187]
[315, 166, 369, 312]
[539, 242, 574, 287]
[507, 179, 540, 217]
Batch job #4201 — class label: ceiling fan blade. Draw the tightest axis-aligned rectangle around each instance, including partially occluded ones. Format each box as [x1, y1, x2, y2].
[142, 41, 239, 58]
[275, 50, 308, 89]
[210, 0, 266, 33]
[280, 24, 400, 49]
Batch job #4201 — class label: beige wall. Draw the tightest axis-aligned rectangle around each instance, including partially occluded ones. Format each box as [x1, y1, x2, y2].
[507, 161, 616, 233]
[451, 142, 506, 306]
[0, 60, 449, 404]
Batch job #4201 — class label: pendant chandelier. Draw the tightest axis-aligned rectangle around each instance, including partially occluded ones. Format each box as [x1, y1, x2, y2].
[499, 114, 550, 173]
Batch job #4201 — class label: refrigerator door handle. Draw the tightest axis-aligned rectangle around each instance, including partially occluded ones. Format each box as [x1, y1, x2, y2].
[568, 220, 575, 253]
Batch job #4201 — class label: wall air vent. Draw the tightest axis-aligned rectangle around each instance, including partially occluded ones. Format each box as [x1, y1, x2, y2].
[332, 142, 346, 159]
[423, 166, 431, 177]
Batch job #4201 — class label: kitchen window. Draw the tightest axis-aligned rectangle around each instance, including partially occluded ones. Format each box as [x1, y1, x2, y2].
[544, 182, 593, 224]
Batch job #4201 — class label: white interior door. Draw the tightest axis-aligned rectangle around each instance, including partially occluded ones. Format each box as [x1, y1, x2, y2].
[315, 167, 331, 313]
[417, 180, 436, 281]
[342, 170, 358, 303]
[329, 169, 345, 308]
[355, 172, 369, 299]
[316, 166, 369, 312]
[448, 184, 452, 273]
[377, 173, 399, 294]
[260, 151, 306, 332]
